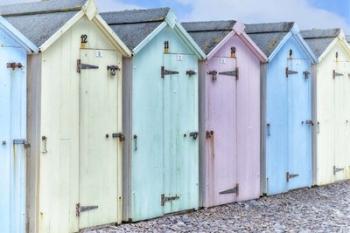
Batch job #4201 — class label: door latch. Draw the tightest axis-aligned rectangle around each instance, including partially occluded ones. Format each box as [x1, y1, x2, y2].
[7, 62, 23, 70]
[286, 172, 299, 182]
[161, 194, 180, 206]
[303, 71, 310, 79]
[333, 70, 344, 79]
[266, 123, 271, 136]
[189, 132, 198, 140]
[13, 139, 30, 148]
[208, 70, 218, 81]
[302, 120, 314, 126]
[186, 70, 196, 76]
[76, 203, 98, 217]
[107, 65, 120, 76]
[112, 133, 125, 142]
[206, 130, 214, 139]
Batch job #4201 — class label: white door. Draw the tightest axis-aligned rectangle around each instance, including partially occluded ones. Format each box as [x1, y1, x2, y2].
[79, 49, 122, 229]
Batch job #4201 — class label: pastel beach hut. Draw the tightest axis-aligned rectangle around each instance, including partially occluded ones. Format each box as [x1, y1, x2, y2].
[182, 20, 267, 207]
[302, 28, 350, 185]
[246, 22, 317, 195]
[1, 0, 131, 232]
[0, 17, 37, 233]
[102, 8, 205, 222]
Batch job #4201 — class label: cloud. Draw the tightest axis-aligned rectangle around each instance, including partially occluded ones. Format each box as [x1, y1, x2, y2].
[177, 0, 350, 32]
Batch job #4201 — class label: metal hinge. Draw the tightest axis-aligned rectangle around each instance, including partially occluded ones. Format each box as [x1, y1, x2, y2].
[107, 65, 120, 76]
[161, 194, 180, 206]
[7, 62, 23, 70]
[76, 203, 98, 217]
[13, 139, 30, 148]
[219, 67, 239, 80]
[161, 66, 179, 78]
[77, 59, 99, 73]
[333, 166, 344, 175]
[286, 67, 298, 77]
[333, 70, 344, 79]
[219, 184, 239, 195]
[286, 172, 299, 182]
[112, 133, 125, 142]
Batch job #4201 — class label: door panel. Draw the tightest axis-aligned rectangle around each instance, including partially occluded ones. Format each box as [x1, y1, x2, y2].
[287, 59, 312, 190]
[163, 54, 198, 214]
[334, 62, 347, 181]
[205, 57, 237, 206]
[79, 49, 121, 229]
[265, 61, 288, 194]
[0, 48, 26, 233]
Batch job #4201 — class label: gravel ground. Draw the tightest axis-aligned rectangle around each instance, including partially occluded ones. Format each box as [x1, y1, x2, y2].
[84, 181, 350, 233]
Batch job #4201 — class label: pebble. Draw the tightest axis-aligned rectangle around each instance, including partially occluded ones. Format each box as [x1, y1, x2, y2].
[84, 181, 350, 233]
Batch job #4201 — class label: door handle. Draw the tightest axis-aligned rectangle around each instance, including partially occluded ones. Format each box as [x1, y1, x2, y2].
[41, 136, 48, 154]
[189, 132, 198, 140]
[133, 135, 138, 151]
[266, 123, 271, 136]
[302, 120, 314, 126]
[206, 130, 215, 157]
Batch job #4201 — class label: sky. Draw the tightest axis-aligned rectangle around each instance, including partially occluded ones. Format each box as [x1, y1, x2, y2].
[3, 0, 350, 32]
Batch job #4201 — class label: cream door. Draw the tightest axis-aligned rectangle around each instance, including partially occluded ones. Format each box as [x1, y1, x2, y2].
[79, 49, 122, 229]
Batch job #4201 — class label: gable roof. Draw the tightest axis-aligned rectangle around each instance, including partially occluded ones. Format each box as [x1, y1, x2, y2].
[246, 22, 294, 57]
[0, 16, 37, 53]
[102, 8, 169, 50]
[0, 0, 131, 55]
[182, 20, 236, 54]
[102, 8, 205, 58]
[301, 28, 341, 58]
[0, 0, 84, 47]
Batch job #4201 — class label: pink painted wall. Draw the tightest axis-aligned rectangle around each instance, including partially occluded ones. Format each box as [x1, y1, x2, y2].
[201, 33, 261, 207]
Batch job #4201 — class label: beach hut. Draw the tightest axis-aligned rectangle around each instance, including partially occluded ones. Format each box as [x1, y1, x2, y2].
[182, 20, 267, 207]
[0, 17, 37, 233]
[246, 22, 317, 195]
[1, 0, 131, 232]
[102, 8, 205, 222]
[302, 29, 350, 185]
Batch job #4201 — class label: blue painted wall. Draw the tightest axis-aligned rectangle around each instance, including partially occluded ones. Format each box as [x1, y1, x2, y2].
[0, 25, 27, 233]
[265, 35, 313, 195]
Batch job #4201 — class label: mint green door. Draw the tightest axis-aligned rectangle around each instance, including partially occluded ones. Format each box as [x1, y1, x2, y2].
[163, 53, 199, 214]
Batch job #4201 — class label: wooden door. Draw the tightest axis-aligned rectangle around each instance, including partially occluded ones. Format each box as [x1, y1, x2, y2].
[205, 57, 237, 207]
[79, 49, 122, 229]
[162, 53, 199, 214]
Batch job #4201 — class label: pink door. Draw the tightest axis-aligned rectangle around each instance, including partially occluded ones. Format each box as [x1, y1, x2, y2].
[204, 57, 238, 207]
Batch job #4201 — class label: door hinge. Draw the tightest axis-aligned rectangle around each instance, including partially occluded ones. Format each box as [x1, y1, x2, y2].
[333, 70, 344, 79]
[161, 66, 179, 78]
[286, 67, 298, 77]
[112, 133, 125, 142]
[219, 184, 239, 195]
[333, 166, 344, 175]
[7, 62, 23, 70]
[186, 70, 196, 76]
[13, 139, 30, 148]
[76, 203, 98, 217]
[107, 65, 120, 76]
[77, 59, 99, 73]
[286, 172, 299, 182]
[161, 194, 180, 206]
[219, 67, 239, 80]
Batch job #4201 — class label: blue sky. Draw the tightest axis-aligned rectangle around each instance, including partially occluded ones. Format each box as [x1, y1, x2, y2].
[5, 0, 350, 32]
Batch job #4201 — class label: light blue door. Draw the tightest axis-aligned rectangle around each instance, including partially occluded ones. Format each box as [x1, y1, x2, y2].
[163, 53, 199, 214]
[0, 47, 27, 233]
[287, 59, 312, 190]
[265, 59, 288, 195]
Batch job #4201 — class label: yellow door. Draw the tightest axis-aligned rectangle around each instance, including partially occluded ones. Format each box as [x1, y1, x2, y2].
[78, 49, 122, 229]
